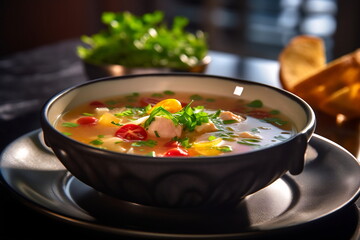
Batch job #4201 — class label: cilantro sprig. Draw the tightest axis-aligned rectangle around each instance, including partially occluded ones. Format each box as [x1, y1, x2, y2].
[143, 101, 211, 132]
[115, 106, 150, 118]
[175, 102, 209, 131]
[131, 140, 158, 147]
[62, 122, 79, 128]
[144, 106, 178, 128]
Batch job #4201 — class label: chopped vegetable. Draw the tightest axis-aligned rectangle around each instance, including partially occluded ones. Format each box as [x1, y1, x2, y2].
[115, 124, 148, 141]
[99, 113, 121, 127]
[191, 138, 223, 156]
[90, 101, 106, 107]
[148, 99, 183, 114]
[77, 116, 98, 125]
[164, 147, 189, 157]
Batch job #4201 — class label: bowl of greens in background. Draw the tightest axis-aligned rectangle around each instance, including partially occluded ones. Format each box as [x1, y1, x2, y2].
[78, 11, 210, 79]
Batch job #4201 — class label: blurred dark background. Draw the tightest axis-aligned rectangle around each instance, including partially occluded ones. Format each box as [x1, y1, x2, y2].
[1, 0, 359, 61]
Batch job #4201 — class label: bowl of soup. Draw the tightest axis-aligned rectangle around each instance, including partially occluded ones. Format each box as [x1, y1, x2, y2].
[41, 73, 315, 208]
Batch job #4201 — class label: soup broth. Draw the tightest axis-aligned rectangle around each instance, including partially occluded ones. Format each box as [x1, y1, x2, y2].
[55, 91, 296, 157]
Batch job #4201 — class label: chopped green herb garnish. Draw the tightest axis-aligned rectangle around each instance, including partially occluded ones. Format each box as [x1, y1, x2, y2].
[62, 122, 79, 128]
[217, 131, 237, 141]
[190, 94, 203, 101]
[97, 135, 105, 138]
[146, 151, 156, 157]
[225, 126, 235, 131]
[175, 101, 209, 131]
[164, 90, 175, 95]
[274, 135, 288, 141]
[90, 139, 104, 145]
[145, 101, 212, 132]
[62, 132, 72, 136]
[261, 117, 288, 126]
[223, 119, 238, 124]
[173, 137, 192, 148]
[131, 140, 158, 147]
[250, 128, 261, 134]
[269, 110, 280, 115]
[208, 135, 217, 141]
[210, 110, 221, 119]
[247, 100, 263, 108]
[115, 107, 148, 117]
[82, 113, 94, 116]
[144, 106, 178, 128]
[115, 109, 134, 117]
[111, 121, 122, 126]
[217, 145, 233, 152]
[237, 139, 261, 146]
[154, 131, 160, 138]
[206, 98, 215, 102]
[105, 100, 117, 105]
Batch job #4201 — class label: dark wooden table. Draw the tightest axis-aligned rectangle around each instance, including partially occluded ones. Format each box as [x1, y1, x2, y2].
[0, 39, 359, 239]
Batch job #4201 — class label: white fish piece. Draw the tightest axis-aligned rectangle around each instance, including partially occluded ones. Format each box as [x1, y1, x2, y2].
[147, 116, 182, 139]
[239, 131, 262, 139]
[219, 111, 245, 122]
[100, 137, 127, 152]
[195, 121, 218, 133]
[94, 107, 110, 116]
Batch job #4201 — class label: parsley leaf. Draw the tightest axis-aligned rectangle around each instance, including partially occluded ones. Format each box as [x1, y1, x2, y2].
[217, 145, 232, 152]
[174, 137, 192, 148]
[82, 113, 94, 116]
[90, 139, 104, 145]
[190, 94, 203, 101]
[247, 100, 263, 108]
[261, 117, 288, 126]
[62, 122, 79, 128]
[223, 119, 238, 124]
[131, 140, 158, 147]
[163, 90, 175, 95]
[237, 139, 261, 146]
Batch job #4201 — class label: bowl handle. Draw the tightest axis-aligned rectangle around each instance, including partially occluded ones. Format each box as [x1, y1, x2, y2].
[289, 133, 308, 175]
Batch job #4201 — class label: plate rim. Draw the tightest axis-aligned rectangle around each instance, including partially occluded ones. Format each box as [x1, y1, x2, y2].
[0, 129, 359, 239]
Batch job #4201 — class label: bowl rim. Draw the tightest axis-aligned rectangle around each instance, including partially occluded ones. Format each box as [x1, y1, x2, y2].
[41, 72, 316, 163]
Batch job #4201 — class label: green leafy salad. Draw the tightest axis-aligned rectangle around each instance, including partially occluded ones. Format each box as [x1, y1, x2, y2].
[77, 11, 208, 70]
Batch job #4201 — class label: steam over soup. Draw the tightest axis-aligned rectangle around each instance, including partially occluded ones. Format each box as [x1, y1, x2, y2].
[55, 91, 296, 157]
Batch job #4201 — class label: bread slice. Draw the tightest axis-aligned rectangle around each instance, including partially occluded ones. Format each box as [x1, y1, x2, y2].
[279, 35, 326, 91]
[319, 82, 360, 118]
[292, 49, 360, 110]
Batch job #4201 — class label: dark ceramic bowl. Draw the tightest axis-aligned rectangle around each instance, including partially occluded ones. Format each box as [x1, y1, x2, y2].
[41, 74, 315, 208]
